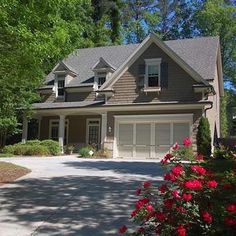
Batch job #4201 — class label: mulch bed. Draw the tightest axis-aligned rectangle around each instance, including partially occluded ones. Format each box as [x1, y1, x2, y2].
[0, 161, 31, 186]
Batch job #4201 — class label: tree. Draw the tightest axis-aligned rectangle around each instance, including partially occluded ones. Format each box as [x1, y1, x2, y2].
[197, 117, 212, 157]
[0, 0, 96, 147]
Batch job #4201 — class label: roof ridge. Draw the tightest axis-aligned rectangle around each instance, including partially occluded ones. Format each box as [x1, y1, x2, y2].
[165, 35, 219, 43]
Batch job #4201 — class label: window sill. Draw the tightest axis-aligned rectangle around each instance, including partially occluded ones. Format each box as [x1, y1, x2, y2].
[142, 87, 161, 93]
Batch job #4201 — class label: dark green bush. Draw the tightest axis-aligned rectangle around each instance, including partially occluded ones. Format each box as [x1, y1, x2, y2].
[79, 146, 95, 157]
[25, 145, 50, 156]
[197, 117, 212, 158]
[12, 144, 30, 155]
[213, 144, 235, 160]
[26, 140, 41, 146]
[2, 145, 15, 154]
[40, 140, 60, 155]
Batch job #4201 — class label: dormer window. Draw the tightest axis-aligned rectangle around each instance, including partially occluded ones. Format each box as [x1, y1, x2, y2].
[144, 58, 162, 90]
[98, 76, 106, 86]
[55, 75, 65, 99]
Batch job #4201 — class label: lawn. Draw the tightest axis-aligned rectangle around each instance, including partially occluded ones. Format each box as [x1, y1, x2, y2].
[0, 161, 31, 186]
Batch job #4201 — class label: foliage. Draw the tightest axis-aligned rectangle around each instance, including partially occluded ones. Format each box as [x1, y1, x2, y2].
[2, 140, 60, 156]
[197, 117, 212, 158]
[214, 144, 235, 160]
[120, 140, 236, 235]
[65, 145, 75, 154]
[94, 148, 111, 158]
[40, 140, 61, 156]
[0, 153, 14, 158]
[78, 146, 96, 157]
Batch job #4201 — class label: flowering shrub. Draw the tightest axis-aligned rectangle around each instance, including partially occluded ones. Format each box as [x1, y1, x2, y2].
[119, 139, 236, 236]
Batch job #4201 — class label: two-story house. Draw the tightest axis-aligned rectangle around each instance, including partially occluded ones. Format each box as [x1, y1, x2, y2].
[22, 33, 223, 159]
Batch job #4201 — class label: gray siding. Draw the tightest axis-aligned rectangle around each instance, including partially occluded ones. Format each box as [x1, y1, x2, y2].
[107, 43, 202, 104]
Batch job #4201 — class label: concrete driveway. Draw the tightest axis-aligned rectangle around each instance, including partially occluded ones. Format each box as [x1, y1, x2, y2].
[0, 156, 164, 236]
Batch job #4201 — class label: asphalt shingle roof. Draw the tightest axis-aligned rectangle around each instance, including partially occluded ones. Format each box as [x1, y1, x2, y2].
[45, 36, 219, 86]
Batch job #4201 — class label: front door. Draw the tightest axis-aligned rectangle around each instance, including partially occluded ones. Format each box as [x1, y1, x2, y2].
[86, 119, 100, 148]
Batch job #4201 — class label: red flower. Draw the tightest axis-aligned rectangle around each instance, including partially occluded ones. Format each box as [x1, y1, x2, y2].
[183, 138, 192, 146]
[184, 179, 202, 190]
[202, 211, 213, 224]
[138, 227, 145, 233]
[172, 190, 181, 199]
[226, 203, 236, 213]
[119, 225, 128, 234]
[136, 188, 141, 195]
[155, 211, 165, 222]
[171, 165, 184, 177]
[176, 206, 187, 214]
[172, 143, 180, 150]
[164, 199, 174, 209]
[207, 180, 218, 188]
[143, 181, 152, 188]
[135, 198, 149, 210]
[182, 193, 192, 201]
[161, 158, 169, 165]
[191, 165, 206, 175]
[130, 210, 138, 218]
[158, 184, 168, 193]
[196, 154, 204, 161]
[146, 204, 154, 212]
[164, 153, 173, 160]
[164, 172, 177, 182]
[225, 217, 236, 226]
[223, 183, 234, 189]
[176, 225, 186, 236]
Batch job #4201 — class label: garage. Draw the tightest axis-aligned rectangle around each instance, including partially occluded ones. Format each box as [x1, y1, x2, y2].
[114, 114, 193, 159]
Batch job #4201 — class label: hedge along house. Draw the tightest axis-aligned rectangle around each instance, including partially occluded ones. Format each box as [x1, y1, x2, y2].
[23, 33, 223, 158]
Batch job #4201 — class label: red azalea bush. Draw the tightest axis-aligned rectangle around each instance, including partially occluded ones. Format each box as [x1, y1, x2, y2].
[119, 139, 236, 236]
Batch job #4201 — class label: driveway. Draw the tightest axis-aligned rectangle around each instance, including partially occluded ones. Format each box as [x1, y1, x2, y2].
[0, 156, 164, 236]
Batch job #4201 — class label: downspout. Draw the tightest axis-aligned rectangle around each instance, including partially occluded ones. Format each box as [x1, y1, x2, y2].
[204, 102, 213, 117]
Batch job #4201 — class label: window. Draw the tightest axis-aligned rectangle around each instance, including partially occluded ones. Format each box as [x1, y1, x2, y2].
[49, 120, 68, 144]
[145, 58, 162, 88]
[55, 75, 65, 98]
[98, 76, 106, 86]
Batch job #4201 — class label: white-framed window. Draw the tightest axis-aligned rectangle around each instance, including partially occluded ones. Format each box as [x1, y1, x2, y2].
[144, 58, 162, 88]
[55, 75, 65, 98]
[86, 118, 100, 146]
[49, 119, 69, 144]
[95, 72, 106, 87]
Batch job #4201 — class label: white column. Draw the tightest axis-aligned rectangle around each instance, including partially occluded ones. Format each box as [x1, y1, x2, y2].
[22, 115, 28, 144]
[58, 115, 65, 153]
[101, 113, 107, 148]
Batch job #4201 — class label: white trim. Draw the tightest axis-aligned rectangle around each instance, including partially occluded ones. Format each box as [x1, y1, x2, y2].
[86, 118, 101, 145]
[55, 75, 65, 99]
[114, 114, 193, 159]
[101, 113, 107, 146]
[99, 33, 209, 91]
[49, 118, 69, 144]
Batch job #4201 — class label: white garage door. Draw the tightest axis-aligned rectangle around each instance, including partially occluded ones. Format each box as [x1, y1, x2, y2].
[115, 114, 192, 159]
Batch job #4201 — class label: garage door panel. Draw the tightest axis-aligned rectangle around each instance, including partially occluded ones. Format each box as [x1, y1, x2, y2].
[155, 124, 171, 145]
[136, 146, 151, 158]
[118, 124, 133, 145]
[173, 123, 190, 145]
[136, 124, 151, 145]
[118, 145, 133, 158]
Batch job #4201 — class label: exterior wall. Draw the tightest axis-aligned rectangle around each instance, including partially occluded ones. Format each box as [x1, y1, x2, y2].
[66, 92, 96, 102]
[104, 109, 203, 155]
[107, 43, 202, 104]
[41, 93, 56, 103]
[40, 114, 100, 147]
[206, 64, 220, 143]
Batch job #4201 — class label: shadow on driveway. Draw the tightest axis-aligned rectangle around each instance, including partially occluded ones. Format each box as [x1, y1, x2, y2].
[0, 160, 164, 236]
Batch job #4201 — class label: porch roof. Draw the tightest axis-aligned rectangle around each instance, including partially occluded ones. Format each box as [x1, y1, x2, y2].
[32, 100, 104, 110]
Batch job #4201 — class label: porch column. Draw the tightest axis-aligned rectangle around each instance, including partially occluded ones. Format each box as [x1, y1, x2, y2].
[58, 115, 65, 153]
[22, 115, 28, 144]
[101, 113, 107, 148]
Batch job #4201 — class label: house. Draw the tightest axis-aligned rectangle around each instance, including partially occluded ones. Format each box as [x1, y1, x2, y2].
[23, 33, 223, 159]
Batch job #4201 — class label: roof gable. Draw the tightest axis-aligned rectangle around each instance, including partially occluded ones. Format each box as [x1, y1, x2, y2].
[100, 33, 211, 90]
[92, 57, 115, 71]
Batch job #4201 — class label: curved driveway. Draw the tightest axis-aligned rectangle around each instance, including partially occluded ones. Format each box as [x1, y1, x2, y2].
[0, 156, 163, 236]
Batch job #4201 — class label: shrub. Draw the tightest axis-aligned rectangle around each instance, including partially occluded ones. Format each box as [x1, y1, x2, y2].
[26, 140, 41, 146]
[120, 139, 236, 236]
[79, 146, 95, 157]
[0, 153, 14, 157]
[25, 144, 49, 156]
[65, 145, 75, 154]
[40, 140, 60, 155]
[197, 117, 212, 158]
[94, 148, 111, 158]
[213, 144, 235, 160]
[2, 145, 15, 154]
[12, 144, 30, 155]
